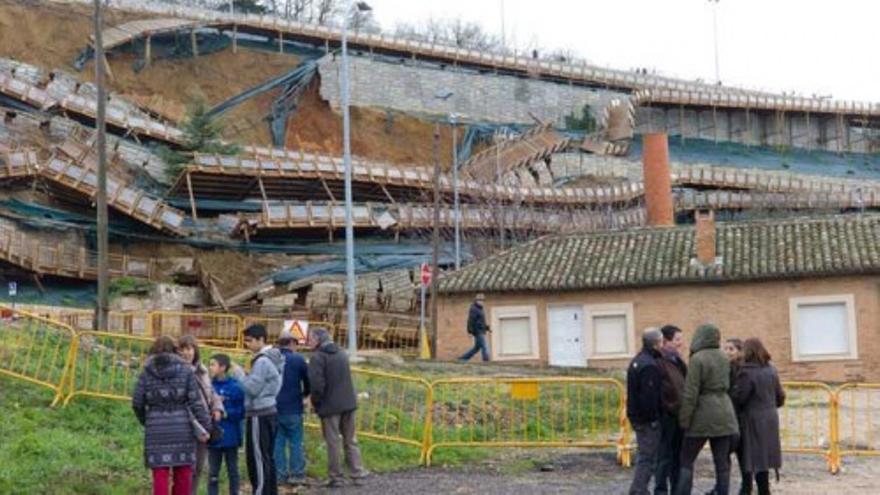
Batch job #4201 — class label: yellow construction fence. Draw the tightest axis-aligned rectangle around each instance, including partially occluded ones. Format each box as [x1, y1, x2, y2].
[1, 306, 878, 470]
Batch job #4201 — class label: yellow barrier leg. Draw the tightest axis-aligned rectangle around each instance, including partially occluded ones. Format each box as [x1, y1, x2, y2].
[419, 328, 431, 360]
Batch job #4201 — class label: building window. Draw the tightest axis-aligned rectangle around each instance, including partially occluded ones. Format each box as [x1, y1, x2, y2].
[789, 295, 858, 362]
[490, 305, 539, 361]
[586, 303, 635, 359]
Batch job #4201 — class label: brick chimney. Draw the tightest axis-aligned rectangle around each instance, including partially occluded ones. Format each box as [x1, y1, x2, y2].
[642, 133, 674, 226]
[695, 210, 717, 266]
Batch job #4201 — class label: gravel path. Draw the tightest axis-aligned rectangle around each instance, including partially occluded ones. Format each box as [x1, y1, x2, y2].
[270, 450, 879, 495]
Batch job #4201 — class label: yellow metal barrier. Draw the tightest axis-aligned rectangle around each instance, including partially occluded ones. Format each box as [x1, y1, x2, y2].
[240, 317, 334, 347]
[64, 331, 251, 405]
[779, 381, 838, 473]
[425, 376, 629, 466]
[26, 309, 149, 336]
[147, 311, 242, 348]
[834, 383, 880, 471]
[0, 306, 77, 406]
[333, 324, 420, 356]
[5, 309, 878, 473]
[304, 367, 433, 463]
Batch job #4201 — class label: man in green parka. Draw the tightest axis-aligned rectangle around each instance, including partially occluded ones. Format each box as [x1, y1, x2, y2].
[675, 323, 739, 495]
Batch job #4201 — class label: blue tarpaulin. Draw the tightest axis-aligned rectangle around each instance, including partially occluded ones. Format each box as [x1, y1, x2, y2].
[628, 137, 880, 179]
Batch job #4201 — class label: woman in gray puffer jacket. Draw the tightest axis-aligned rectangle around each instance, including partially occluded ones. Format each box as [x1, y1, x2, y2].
[133, 336, 211, 495]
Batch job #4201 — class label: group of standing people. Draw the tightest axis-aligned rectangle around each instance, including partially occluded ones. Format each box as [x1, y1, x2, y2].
[627, 324, 785, 495]
[132, 324, 368, 495]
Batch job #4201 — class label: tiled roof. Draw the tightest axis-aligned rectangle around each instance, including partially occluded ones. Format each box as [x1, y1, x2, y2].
[439, 214, 880, 294]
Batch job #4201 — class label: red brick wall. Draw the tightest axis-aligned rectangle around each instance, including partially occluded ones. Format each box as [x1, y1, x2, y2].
[437, 275, 880, 382]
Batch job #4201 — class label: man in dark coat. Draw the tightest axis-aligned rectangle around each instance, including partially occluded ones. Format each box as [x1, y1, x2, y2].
[676, 324, 739, 495]
[308, 327, 368, 488]
[654, 325, 687, 495]
[627, 328, 665, 495]
[731, 338, 785, 495]
[458, 293, 491, 362]
[275, 329, 310, 485]
[133, 336, 211, 495]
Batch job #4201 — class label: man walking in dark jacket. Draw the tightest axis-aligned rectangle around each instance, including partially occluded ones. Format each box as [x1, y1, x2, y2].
[307, 327, 368, 488]
[458, 293, 490, 362]
[627, 328, 665, 495]
[655, 325, 688, 495]
[275, 329, 310, 486]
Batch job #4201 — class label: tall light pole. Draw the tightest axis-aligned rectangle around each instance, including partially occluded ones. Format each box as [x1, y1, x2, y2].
[450, 113, 460, 270]
[499, 0, 506, 52]
[709, 0, 720, 84]
[435, 90, 460, 270]
[430, 90, 453, 358]
[93, 0, 109, 332]
[341, 0, 371, 358]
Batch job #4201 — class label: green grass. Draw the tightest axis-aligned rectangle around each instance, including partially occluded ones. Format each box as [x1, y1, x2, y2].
[0, 323, 619, 492]
[0, 375, 489, 494]
[0, 376, 147, 495]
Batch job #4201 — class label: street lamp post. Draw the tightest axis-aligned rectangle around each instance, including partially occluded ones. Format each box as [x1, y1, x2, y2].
[435, 89, 460, 271]
[93, 0, 109, 332]
[341, 0, 371, 358]
[709, 0, 720, 84]
[450, 113, 460, 270]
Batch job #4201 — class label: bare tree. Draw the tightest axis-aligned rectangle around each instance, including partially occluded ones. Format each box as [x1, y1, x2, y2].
[393, 17, 501, 51]
[288, 0, 311, 20]
[313, 0, 336, 25]
[447, 18, 499, 50]
[348, 7, 380, 32]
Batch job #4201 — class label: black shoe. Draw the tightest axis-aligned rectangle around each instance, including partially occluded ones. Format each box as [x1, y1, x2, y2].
[325, 479, 345, 489]
[673, 469, 694, 495]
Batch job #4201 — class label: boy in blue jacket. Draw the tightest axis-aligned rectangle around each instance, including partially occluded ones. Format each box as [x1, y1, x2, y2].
[208, 354, 245, 495]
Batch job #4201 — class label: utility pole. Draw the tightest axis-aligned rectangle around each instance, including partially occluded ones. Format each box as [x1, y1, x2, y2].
[709, 0, 721, 84]
[499, 0, 506, 52]
[341, 1, 357, 358]
[431, 123, 441, 358]
[93, 0, 109, 332]
[341, 1, 372, 358]
[451, 114, 460, 270]
[495, 131, 503, 249]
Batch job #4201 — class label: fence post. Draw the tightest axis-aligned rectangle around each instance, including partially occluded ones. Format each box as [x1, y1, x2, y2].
[420, 380, 435, 466]
[617, 393, 632, 468]
[828, 388, 841, 474]
[236, 315, 245, 349]
[57, 333, 81, 407]
[146, 311, 154, 337]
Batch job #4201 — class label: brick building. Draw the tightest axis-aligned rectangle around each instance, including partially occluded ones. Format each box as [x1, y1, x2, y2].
[436, 213, 880, 382]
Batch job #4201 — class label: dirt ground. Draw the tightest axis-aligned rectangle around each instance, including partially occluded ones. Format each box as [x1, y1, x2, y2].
[272, 451, 879, 495]
[286, 84, 459, 170]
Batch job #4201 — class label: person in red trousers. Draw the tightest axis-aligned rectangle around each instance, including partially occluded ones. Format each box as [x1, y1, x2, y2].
[133, 335, 211, 495]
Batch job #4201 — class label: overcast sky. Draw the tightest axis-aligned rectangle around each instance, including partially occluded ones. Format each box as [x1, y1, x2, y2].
[365, 0, 879, 102]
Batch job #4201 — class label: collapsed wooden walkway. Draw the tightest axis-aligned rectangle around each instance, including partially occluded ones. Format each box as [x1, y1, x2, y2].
[460, 124, 569, 183]
[170, 151, 645, 207]
[677, 189, 880, 211]
[0, 149, 189, 236]
[0, 218, 155, 280]
[0, 71, 184, 146]
[236, 201, 647, 238]
[86, 4, 880, 122]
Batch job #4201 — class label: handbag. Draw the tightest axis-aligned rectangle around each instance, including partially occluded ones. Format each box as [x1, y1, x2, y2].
[194, 376, 225, 443]
[188, 407, 224, 442]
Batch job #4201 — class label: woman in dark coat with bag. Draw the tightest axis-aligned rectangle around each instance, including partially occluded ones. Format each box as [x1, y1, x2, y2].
[133, 336, 211, 495]
[731, 338, 785, 495]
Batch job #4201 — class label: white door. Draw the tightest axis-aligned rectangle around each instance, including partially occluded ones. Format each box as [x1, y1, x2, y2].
[548, 306, 586, 367]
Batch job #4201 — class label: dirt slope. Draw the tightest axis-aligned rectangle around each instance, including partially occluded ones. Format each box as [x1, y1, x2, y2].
[0, 0, 454, 165]
[288, 83, 459, 169]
